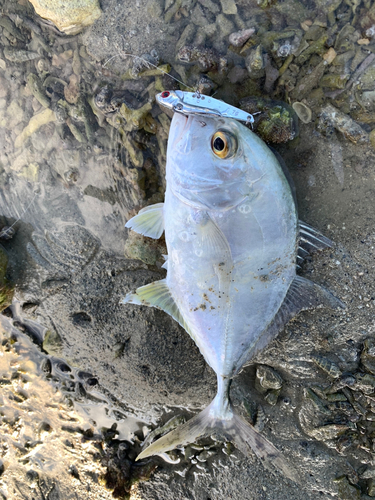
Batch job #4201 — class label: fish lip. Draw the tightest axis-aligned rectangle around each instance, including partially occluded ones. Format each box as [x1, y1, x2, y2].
[171, 168, 222, 190]
[171, 184, 249, 210]
[171, 112, 189, 144]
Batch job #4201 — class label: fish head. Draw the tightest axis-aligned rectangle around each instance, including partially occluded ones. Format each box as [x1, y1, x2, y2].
[166, 112, 276, 210]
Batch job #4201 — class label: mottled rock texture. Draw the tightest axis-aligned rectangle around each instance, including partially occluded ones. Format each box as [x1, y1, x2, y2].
[28, 0, 102, 34]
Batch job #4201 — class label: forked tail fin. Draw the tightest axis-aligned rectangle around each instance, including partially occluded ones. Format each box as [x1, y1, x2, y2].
[136, 399, 299, 483]
[224, 411, 298, 481]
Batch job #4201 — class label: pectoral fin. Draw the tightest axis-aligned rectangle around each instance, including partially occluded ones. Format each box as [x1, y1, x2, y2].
[125, 203, 164, 239]
[195, 216, 232, 263]
[195, 216, 233, 294]
[122, 279, 193, 337]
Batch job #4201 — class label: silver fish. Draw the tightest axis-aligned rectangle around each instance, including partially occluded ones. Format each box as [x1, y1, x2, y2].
[123, 94, 343, 480]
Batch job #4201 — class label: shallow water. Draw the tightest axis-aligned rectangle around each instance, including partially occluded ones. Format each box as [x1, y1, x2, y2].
[1, 0, 375, 498]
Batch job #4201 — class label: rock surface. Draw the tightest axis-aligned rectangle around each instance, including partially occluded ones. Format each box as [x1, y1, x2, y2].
[28, 0, 102, 34]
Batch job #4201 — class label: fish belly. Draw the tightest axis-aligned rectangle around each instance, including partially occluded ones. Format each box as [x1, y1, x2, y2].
[165, 181, 297, 377]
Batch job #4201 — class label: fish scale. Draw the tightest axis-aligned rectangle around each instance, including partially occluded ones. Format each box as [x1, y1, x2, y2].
[122, 91, 344, 481]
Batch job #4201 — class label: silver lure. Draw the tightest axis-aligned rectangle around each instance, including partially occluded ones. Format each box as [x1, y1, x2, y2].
[156, 90, 254, 125]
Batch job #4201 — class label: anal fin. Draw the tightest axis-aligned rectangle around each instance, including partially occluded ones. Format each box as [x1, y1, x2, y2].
[241, 276, 345, 368]
[125, 203, 164, 239]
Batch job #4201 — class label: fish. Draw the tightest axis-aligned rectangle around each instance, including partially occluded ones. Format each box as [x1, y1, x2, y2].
[122, 92, 343, 480]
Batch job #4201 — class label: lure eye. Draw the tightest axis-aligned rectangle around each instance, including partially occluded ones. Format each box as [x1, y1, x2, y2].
[211, 131, 236, 159]
[161, 91, 170, 98]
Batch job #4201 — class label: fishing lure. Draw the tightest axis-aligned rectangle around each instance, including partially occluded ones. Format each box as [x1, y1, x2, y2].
[156, 90, 255, 126]
[104, 52, 255, 125]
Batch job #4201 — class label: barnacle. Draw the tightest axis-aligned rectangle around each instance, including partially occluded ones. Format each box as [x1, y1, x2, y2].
[240, 97, 298, 143]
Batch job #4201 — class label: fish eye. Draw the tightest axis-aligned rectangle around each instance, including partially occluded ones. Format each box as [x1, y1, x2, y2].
[211, 131, 236, 159]
[161, 91, 170, 98]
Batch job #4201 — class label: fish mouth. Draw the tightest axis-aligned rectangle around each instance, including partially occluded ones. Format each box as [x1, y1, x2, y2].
[169, 113, 221, 190]
[171, 112, 189, 145]
[171, 165, 223, 191]
[171, 183, 248, 210]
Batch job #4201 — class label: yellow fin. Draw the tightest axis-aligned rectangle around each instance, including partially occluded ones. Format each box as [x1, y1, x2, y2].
[122, 279, 193, 337]
[125, 203, 164, 239]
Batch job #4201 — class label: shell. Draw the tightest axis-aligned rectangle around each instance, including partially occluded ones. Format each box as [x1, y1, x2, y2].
[264, 389, 281, 406]
[177, 45, 220, 72]
[318, 104, 369, 144]
[292, 102, 312, 124]
[355, 373, 375, 394]
[229, 28, 255, 47]
[3, 47, 39, 62]
[311, 354, 342, 378]
[0, 226, 15, 240]
[256, 364, 283, 390]
[245, 45, 265, 78]
[303, 388, 331, 415]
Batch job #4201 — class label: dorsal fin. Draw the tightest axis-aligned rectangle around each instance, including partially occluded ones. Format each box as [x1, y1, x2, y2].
[125, 203, 164, 239]
[297, 220, 332, 266]
[121, 279, 193, 338]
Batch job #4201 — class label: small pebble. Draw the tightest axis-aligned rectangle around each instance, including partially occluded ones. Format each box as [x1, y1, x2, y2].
[358, 38, 370, 45]
[219, 0, 237, 15]
[323, 47, 337, 64]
